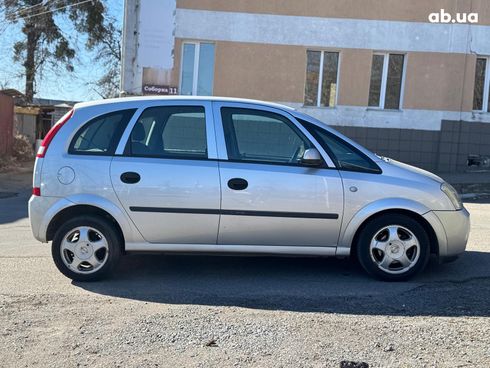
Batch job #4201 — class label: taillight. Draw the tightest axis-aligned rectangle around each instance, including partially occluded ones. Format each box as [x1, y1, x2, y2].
[36, 109, 74, 158]
[32, 187, 41, 196]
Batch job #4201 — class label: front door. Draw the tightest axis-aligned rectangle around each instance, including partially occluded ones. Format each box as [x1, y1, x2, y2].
[111, 102, 220, 244]
[214, 104, 344, 247]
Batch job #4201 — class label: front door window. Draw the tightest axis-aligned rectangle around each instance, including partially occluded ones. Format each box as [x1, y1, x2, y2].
[221, 107, 314, 165]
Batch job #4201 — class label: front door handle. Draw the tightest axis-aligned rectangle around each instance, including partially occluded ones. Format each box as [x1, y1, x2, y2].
[120, 171, 140, 184]
[228, 178, 248, 190]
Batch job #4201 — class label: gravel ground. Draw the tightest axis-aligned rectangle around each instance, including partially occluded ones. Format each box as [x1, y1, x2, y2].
[0, 167, 489, 368]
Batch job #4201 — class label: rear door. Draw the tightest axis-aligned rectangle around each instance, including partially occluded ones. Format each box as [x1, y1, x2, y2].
[110, 101, 221, 244]
[213, 102, 344, 247]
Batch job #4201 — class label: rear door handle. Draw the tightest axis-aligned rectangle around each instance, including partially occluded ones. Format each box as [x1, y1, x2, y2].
[120, 172, 140, 184]
[228, 178, 248, 190]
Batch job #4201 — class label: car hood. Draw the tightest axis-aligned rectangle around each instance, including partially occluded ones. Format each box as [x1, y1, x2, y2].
[379, 157, 445, 184]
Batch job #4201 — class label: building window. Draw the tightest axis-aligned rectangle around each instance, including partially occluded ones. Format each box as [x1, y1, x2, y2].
[304, 50, 339, 107]
[473, 57, 490, 112]
[180, 42, 215, 96]
[368, 53, 405, 109]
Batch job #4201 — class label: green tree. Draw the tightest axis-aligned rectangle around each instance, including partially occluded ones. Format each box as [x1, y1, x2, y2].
[3, 0, 109, 102]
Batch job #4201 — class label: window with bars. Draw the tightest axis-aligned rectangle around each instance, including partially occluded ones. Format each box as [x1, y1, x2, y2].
[304, 50, 339, 107]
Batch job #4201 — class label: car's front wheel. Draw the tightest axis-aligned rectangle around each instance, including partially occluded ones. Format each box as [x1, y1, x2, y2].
[356, 214, 430, 281]
[52, 216, 122, 281]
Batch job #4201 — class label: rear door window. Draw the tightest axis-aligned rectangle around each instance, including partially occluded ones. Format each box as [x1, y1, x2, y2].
[128, 106, 207, 159]
[69, 109, 136, 155]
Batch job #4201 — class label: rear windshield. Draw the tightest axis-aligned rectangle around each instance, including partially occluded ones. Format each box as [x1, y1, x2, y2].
[69, 109, 136, 156]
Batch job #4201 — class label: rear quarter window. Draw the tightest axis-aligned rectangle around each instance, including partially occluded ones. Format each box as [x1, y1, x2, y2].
[69, 109, 136, 156]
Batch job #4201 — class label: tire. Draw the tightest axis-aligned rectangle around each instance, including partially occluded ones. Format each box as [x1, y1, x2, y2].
[356, 214, 430, 281]
[52, 215, 122, 282]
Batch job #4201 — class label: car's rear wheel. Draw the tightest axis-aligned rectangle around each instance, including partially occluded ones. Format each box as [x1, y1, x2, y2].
[52, 216, 122, 281]
[356, 214, 430, 281]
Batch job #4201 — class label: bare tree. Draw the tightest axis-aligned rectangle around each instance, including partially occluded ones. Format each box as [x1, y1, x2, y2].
[0, 79, 11, 89]
[87, 18, 121, 99]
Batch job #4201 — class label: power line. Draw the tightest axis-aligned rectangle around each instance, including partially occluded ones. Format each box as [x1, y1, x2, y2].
[9, 1, 44, 16]
[9, 0, 93, 21]
[5, 0, 54, 19]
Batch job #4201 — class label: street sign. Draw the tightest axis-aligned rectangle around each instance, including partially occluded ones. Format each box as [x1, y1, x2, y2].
[142, 84, 178, 95]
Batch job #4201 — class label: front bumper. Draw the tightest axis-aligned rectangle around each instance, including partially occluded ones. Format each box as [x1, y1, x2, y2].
[435, 207, 470, 257]
[424, 207, 470, 258]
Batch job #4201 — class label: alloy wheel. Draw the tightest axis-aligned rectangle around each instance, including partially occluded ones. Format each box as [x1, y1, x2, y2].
[60, 226, 109, 274]
[369, 225, 421, 275]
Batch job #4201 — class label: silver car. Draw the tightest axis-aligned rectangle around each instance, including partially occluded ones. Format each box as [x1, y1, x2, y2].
[28, 97, 470, 281]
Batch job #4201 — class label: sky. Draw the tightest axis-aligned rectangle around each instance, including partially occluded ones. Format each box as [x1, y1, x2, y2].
[0, 0, 123, 102]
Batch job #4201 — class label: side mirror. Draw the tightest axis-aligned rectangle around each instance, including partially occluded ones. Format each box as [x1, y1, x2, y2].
[301, 148, 323, 166]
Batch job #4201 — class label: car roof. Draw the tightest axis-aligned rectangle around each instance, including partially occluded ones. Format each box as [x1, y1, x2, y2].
[74, 96, 295, 112]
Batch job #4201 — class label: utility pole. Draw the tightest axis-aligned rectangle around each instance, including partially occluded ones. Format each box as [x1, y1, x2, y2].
[120, 0, 140, 96]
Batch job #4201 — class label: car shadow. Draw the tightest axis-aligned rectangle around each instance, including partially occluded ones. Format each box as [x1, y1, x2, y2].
[0, 191, 30, 224]
[75, 250, 490, 317]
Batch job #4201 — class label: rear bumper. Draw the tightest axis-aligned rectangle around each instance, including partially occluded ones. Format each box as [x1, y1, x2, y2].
[28, 195, 69, 242]
[29, 195, 51, 242]
[424, 208, 470, 258]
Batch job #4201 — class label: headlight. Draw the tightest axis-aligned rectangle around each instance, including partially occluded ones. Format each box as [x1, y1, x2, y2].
[441, 182, 463, 210]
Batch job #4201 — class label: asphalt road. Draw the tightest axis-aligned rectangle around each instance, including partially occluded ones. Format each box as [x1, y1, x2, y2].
[0, 169, 489, 367]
